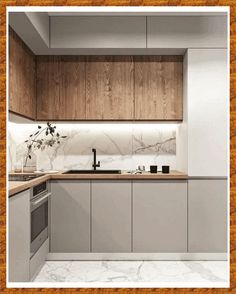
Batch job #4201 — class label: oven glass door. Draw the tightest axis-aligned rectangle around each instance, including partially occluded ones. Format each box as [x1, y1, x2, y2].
[31, 199, 48, 243]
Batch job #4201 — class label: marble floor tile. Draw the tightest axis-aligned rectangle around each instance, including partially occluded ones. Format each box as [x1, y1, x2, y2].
[33, 260, 228, 286]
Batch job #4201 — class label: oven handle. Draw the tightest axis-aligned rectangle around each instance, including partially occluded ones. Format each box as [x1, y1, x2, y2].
[31, 192, 51, 206]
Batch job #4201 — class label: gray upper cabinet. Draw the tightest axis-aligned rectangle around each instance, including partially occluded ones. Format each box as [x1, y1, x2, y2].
[147, 16, 227, 48]
[92, 181, 132, 252]
[9, 190, 30, 282]
[188, 179, 227, 253]
[50, 16, 146, 48]
[50, 180, 90, 252]
[133, 180, 187, 252]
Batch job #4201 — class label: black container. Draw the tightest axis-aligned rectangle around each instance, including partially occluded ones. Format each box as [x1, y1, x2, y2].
[162, 165, 170, 174]
[150, 165, 158, 173]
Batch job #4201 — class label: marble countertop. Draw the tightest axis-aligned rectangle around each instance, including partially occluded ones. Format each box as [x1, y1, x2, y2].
[8, 170, 188, 197]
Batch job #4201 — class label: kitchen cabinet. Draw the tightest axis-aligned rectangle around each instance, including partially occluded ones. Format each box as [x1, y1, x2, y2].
[30, 239, 49, 280]
[50, 180, 90, 252]
[133, 180, 187, 252]
[92, 181, 132, 252]
[9, 26, 184, 122]
[188, 179, 227, 252]
[147, 16, 227, 48]
[9, 27, 36, 119]
[36, 55, 182, 121]
[8, 189, 30, 282]
[50, 16, 146, 49]
[134, 56, 183, 120]
[36, 56, 86, 120]
[86, 56, 134, 120]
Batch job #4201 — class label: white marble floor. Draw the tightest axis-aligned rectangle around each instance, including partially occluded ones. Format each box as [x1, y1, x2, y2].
[33, 261, 229, 287]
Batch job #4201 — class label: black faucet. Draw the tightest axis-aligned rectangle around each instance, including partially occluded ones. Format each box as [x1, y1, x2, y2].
[92, 148, 100, 170]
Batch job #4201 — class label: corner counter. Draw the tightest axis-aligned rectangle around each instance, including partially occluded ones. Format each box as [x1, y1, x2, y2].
[8, 170, 187, 197]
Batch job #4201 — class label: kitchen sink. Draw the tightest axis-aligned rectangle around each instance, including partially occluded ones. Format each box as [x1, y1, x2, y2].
[64, 170, 121, 174]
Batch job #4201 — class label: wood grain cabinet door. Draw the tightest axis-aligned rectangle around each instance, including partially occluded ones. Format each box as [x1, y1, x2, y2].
[134, 56, 183, 120]
[86, 56, 134, 120]
[9, 28, 36, 119]
[36, 56, 86, 120]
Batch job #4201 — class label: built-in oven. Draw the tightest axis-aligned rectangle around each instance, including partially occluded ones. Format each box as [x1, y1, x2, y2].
[30, 181, 50, 258]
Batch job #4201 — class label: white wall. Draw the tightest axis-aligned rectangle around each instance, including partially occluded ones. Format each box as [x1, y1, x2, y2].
[176, 52, 188, 173]
[186, 49, 228, 177]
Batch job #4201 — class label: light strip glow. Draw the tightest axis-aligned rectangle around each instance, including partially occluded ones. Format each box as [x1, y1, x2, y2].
[8, 122, 178, 132]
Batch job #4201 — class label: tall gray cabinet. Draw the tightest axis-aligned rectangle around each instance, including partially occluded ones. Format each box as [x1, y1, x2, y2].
[9, 189, 30, 282]
[188, 179, 227, 252]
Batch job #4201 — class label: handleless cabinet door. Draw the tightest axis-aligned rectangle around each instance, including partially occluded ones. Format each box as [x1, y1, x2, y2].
[134, 56, 183, 120]
[51, 16, 146, 48]
[147, 16, 227, 48]
[50, 180, 90, 252]
[188, 179, 227, 252]
[133, 180, 187, 252]
[9, 28, 36, 119]
[36, 56, 86, 120]
[92, 181, 132, 252]
[8, 189, 30, 282]
[86, 56, 134, 120]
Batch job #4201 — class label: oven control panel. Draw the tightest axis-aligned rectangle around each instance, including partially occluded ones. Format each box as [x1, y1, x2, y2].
[33, 181, 47, 198]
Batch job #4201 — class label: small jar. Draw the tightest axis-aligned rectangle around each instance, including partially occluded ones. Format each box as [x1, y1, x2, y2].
[162, 165, 170, 174]
[150, 165, 158, 173]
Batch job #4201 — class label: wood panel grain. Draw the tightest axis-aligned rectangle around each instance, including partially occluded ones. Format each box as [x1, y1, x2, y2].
[134, 56, 183, 120]
[36, 56, 86, 120]
[86, 56, 134, 120]
[37, 55, 182, 121]
[9, 27, 36, 120]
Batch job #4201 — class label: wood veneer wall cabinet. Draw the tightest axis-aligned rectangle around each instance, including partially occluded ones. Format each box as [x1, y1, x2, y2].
[36, 56, 86, 120]
[9, 27, 36, 119]
[86, 56, 134, 120]
[134, 56, 183, 120]
[36, 55, 183, 121]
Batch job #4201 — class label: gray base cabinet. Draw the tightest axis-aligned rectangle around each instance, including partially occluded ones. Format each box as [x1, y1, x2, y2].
[49, 179, 227, 255]
[92, 181, 132, 252]
[188, 179, 227, 253]
[50, 180, 90, 252]
[133, 181, 187, 252]
[9, 189, 30, 282]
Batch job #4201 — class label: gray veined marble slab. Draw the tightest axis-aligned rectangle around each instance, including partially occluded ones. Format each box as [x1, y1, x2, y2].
[8, 123, 177, 172]
[132, 126, 176, 155]
[33, 261, 228, 285]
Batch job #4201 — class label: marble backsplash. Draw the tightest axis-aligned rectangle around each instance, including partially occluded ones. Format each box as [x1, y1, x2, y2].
[8, 123, 177, 172]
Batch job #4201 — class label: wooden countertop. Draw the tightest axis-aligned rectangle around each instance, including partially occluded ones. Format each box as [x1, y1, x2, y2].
[8, 170, 188, 197]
